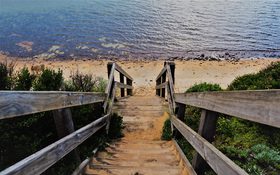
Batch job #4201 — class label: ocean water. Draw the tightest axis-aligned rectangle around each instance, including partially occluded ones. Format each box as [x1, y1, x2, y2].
[0, 0, 280, 59]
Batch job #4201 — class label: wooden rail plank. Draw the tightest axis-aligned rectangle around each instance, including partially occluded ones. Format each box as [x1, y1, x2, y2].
[172, 139, 197, 175]
[106, 82, 117, 133]
[104, 63, 116, 112]
[105, 63, 116, 94]
[0, 115, 108, 175]
[171, 115, 248, 175]
[71, 158, 90, 175]
[166, 65, 176, 111]
[156, 82, 168, 89]
[0, 91, 105, 120]
[175, 90, 280, 128]
[115, 82, 133, 89]
[114, 63, 133, 81]
[155, 66, 167, 81]
[120, 73, 125, 97]
[192, 109, 219, 174]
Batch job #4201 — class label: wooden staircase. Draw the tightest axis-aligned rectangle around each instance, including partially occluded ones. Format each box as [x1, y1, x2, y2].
[84, 95, 189, 175]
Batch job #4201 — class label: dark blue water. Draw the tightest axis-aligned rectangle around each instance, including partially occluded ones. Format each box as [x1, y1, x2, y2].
[0, 0, 280, 59]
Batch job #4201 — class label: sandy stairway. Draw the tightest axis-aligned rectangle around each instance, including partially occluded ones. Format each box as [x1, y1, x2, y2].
[84, 95, 188, 175]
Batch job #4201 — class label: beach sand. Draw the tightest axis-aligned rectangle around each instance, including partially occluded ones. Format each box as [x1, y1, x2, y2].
[0, 54, 278, 95]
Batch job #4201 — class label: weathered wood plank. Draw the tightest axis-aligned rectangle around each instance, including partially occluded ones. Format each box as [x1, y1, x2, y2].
[127, 78, 133, 96]
[71, 158, 90, 175]
[166, 65, 176, 111]
[171, 115, 248, 175]
[115, 82, 133, 89]
[52, 108, 81, 164]
[155, 66, 167, 81]
[161, 71, 166, 97]
[0, 91, 105, 120]
[192, 109, 219, 174]
[106, 82, 117, 133]
[155, 82, 168, 89]
[120, 72, 125, 97]
[104, 63, 116, 112]
[114, 63, 133, 81]
[175, 90, 280, 128]
[0, 115, 108, 175]
[172, 139, 197, 175]
[105, 63, 115, 94]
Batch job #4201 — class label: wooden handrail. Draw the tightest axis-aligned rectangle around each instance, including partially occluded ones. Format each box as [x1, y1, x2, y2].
[171, 115, 248, 175]
[0, 91, 105, 120]
[155, 62, 280, 175]
[175, 90, 280, 128]
[103, 62, 133, 114]
[1, 115, 108, 175]
[155, 62, 176, 112]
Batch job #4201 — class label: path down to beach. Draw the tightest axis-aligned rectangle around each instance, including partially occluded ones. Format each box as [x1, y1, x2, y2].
[84, 95, 190, 175]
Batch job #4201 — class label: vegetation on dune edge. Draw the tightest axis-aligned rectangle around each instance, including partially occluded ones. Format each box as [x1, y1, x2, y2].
[0, 62, 124, 175]
[162, 62, 280, 175]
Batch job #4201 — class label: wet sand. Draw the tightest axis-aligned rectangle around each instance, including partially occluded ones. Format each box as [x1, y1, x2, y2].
[0, 53, 278, 94]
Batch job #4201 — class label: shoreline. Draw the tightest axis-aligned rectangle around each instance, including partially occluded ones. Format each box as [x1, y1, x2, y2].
[1, 53, 279, 95]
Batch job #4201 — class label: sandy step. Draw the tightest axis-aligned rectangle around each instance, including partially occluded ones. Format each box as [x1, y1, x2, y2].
[113, 106, 163, 110]
[91, 158, 179, 168]
[95, 152, 178, 162]
[104, 146, 175, 154]
[85, 165, 182, 175]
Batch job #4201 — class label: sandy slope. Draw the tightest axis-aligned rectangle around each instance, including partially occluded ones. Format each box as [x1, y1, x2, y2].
[0, 54, 278, 94]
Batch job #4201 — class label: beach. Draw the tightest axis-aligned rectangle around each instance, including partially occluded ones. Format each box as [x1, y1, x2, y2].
[1, 54, 278, 95]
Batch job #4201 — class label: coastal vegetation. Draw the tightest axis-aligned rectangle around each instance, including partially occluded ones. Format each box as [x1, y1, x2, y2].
[0, 62, 124, 174]
[162, 62, 280, 175]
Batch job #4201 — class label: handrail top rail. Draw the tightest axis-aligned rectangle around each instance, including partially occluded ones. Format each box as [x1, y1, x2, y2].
[108, 62, 133, 81]
[156, 61, 175, 81]
[0, 91, 106, 120]
[0, 90, 105, 94]
[175, 89, 280, 128]
[178, 89, 280, 95]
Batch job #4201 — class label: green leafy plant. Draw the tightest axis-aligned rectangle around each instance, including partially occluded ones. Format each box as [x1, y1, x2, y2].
[33, 68, 63, 91]
[0, 61, 15, 90]
[14, 67, 35, 90]
[161, 119, 172, 140]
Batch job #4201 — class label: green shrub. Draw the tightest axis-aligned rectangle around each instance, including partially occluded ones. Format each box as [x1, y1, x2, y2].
[161, 119, 172, 140]
[228, 62, 280, 90]
[14, 67, 35, 90]
[92, 77, 107, 93]
[70, 71, 96, 92]
[0, 63, 9, 90]
[65, 72, 107, 93]
[0, 62, 15, 90]
[251, 144, 280, 167]
[33, 68, 63, 91]
[186, 82, 222, 92]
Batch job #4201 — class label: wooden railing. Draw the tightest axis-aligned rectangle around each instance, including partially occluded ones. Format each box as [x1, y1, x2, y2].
[156, 62, 280, 175]
[0, 62, 133, 175]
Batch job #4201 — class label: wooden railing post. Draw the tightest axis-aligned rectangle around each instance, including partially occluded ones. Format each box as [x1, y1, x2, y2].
[173, 103, 186, 137]
[120, 73, 125, 97]
[161, 72, 166, 98]
[107, 63, 115, 99]
[169, 62, 175, 84]
[52, 108, 81, 164]
[192, 109, 219, 174]
[156, 78, 161, 96]
[127, 78, 133, 96]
